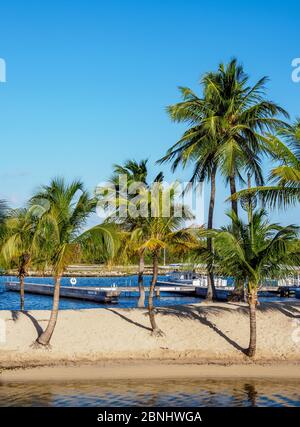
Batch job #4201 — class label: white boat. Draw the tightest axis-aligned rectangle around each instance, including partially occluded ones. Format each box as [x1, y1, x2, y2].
[166, 271, 227, 288]
[278, 274, 300, 288]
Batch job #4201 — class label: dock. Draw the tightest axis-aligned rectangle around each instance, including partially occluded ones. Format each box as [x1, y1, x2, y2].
[5, 280, 300, 304]
[5, 282, 121, 304]
[159, 280, 300, 300]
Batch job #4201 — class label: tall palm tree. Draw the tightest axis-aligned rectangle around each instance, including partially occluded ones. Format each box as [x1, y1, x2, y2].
[1, 208, 39, 311]
[232, 120, 300, 208]
[31, 178, 116, 346]
[159, 59, 288, 300]
[213, 210, 299, 357]
[98, 159, 163, 307]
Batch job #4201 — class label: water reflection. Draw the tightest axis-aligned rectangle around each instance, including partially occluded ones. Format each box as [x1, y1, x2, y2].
[0, 379, 299, 407]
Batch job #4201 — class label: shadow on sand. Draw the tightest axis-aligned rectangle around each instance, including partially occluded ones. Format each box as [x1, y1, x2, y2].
[106, 308, 152, 332]
[10, 310, 44, 338]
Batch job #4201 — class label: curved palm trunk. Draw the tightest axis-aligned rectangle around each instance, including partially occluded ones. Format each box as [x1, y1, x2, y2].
[18, 253, 31, 311]
[207, 165, 217, 301]
[246, 286, 257, 357]
[36, 274, 62, 346]
[137, 252, 145, 308]
[229, 175, 238, 218]
[148, 252, 162, 335]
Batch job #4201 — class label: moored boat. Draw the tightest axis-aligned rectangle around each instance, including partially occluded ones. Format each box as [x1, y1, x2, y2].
[195, 286, 233, 301]
[166, 270, 228, 288]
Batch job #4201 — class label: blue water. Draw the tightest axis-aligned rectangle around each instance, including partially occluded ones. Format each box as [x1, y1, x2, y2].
[0, 275, 295, 311]
[0, 275, 202, 311]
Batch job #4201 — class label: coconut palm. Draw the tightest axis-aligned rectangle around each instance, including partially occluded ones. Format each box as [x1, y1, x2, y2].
[132, 182, 195, 335]
[232, 120, 300, 208]
[213, 209, 299, 357]
[97, 159, 163, 307]
[31, 178, 116, 346]
[201, 59, 287, 212]
[159, 59, 288, 300]
[1, 208, 40, 311]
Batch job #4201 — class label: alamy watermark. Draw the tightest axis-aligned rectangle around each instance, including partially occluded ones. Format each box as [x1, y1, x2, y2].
[0, 58, 6, 83]
[291, 58, 300, 83]
[291, 319, 300, 345]
[0, 319, 6, 344]
[95, 176, 204, 224]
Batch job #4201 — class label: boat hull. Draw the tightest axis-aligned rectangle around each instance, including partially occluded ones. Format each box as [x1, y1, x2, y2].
[195, 286, 233, 301]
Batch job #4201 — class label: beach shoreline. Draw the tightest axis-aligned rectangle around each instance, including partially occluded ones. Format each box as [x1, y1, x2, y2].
[1, 360, 300, 382]
[1, 301, 300, 371]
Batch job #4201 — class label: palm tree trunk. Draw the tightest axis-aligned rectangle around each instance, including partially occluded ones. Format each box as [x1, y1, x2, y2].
[36, 274, 62, 346]
[18, 253, 30, 311]
[19, 273, 25, 312]
[229, 175, 238, 217]
[148, 252, 163, 336]
[207, 165, 217, 301]
[247, 286, 257, 357]
[137, 252, 145, 308]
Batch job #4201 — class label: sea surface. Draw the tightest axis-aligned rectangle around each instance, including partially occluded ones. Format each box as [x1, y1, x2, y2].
[0, 275, 295, 311]
[0, 275, 202, 310]
[0, 378, 299, 407]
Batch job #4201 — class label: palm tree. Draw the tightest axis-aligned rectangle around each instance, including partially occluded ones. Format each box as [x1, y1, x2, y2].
[31, 178, 116, 346]
[159, 59, 288, 300]
[232, 120, 300, 208]
[132, 182, 195, 335]
[1, 208, 39, 311]
[213, 209, 299, 357]
[97, 159, 163, 307]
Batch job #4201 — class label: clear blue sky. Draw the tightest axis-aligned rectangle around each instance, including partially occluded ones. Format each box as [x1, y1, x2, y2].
[0, 0, 299, 226]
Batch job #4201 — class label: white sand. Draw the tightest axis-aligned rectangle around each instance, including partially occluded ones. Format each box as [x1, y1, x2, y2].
[0, 301, 300, 368]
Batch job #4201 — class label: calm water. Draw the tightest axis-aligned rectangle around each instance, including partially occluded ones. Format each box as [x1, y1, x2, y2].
[0, 378, 299, 407]
[0, 275, 294, 311]
[0, 275, 203, 311]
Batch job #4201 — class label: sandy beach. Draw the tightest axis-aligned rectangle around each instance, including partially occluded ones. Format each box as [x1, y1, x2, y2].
[1, 301, 300, 372]
[2, 361, 300, 382]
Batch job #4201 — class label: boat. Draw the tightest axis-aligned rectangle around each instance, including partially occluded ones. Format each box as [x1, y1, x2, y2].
[195, 287, 232, 301]
[166, 270, 228, 288]
[294, 289, 300, 299]
[278, 275, 300, 288]
[5, 281, 120, 303]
